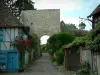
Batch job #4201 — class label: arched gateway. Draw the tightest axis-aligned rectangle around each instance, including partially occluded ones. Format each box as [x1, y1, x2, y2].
[20, 9, 60, 56]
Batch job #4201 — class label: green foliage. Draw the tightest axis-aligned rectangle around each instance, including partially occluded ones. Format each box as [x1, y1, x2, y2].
[5, 0, 35, 17]
[66, 36, 88, 53]
[67, 36, 87, 48]
[67, 29, 93, 49]
[93, 22, 100, 37]
[85, 30, 93, 46]
[76, 62, 90, 75]
[30, 34, 39, 47]
[55, 49, 64, 65]
[10, 34, 39, 68]
[47, 32, 75, 53]
[41, 44, 48, 53]
[48, 49, 55, 55]
[72, 37, 87, 46]
[60, 21, 77, 33]
[89, 22, 100, 53]
[66, 24, 77, 30]
[90, 34, 100, 53]
[66, 22, 100, 54]
[18, 0, 34, 15]
[76, 70, 90, 75]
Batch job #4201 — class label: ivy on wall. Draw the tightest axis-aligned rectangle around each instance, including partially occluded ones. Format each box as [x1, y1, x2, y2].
[89, 22, 100, 53]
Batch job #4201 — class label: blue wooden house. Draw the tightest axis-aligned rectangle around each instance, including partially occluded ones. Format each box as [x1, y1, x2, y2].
[0, 1, 30, 72]
[0, 26, 29, 72]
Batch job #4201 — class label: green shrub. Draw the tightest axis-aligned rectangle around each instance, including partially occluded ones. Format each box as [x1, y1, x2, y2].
[55, 49, 64, 65]
[93, 22, 100, 37]
[90, 34, 100, 53]
[76, 69, 90, 75]
[47, 32, 75, 53]
[48, 49, 55, 55]
[41, 45, 48, 53]
[89, 22, 100, 53]
[76, 62, 90, 75]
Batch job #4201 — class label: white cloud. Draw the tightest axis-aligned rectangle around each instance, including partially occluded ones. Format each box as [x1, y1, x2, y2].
[84, 21, 92, 30]
[34, 0, 82, 11]
[34, 0, 82, 27]
[60, 16, 92, 30]
[33, 0, 92, 30]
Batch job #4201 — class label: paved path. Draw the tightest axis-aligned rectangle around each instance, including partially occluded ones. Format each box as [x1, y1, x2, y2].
[0, 53, 75, 75]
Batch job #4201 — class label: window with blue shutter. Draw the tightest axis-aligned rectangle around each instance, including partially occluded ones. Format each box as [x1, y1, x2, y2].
[0, 30, 3, 42]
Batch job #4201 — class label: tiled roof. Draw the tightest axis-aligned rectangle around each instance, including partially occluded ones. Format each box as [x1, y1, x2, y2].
[88, 4, 100, 17]
[72, 29, 88, 36]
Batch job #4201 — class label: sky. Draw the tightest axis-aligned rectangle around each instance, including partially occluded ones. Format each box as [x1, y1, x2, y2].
[32, 0, 100, 44]
[33, 0, 100, 30]
[40, 35, 49, 44]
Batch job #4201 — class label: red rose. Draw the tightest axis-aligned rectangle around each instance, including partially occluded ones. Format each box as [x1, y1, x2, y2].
[27, 38, 32, 43]
[25, 42, 29, 47]
[16, 36, 18, 38]
[18, 39, 24, 43]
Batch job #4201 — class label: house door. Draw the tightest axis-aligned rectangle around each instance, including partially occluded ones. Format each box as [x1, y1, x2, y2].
[69, 52, 80, 71]
[7, 52, 19, 72]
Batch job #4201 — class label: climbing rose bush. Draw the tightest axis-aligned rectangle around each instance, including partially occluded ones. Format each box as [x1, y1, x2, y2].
[10, 35, 34, 69]
[10, 36, 33, 52]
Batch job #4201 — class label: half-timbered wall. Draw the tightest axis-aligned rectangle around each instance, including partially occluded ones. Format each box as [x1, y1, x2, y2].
[0, 28, 20, 50]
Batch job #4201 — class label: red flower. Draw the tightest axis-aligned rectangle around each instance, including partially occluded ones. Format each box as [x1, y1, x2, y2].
[27, 38, 32, 43]
[16, 36, 18, 39]
[18, 39, 24, 43]
[25, 41, 29, 47]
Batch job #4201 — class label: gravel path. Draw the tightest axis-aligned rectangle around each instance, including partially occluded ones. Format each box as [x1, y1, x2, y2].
[0, 53, 75, 75]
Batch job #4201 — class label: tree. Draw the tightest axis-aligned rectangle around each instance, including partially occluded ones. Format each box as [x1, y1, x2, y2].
[60, 21, 77, 33]
[4, 0, 35, 18]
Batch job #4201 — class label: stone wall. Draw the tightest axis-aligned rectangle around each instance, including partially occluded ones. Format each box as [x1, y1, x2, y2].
[20, 9, 60, 38]
[80, 49, 92, 65]
[80, 48, 99, 74]
[97, 55, 100, 75]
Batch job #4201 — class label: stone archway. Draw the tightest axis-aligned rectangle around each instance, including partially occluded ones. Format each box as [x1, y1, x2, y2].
[20, 9, 60, 37]
[20, 9, 60, 57]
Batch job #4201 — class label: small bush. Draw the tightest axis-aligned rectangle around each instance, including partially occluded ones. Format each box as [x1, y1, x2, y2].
[76, 62, 90, 75]
[76, 69, 90, 75]
[55, 49, 64, 65]
[47, 32, 75, 53]
[48, 49, 55, 55]
[41, 45, 48, 53]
